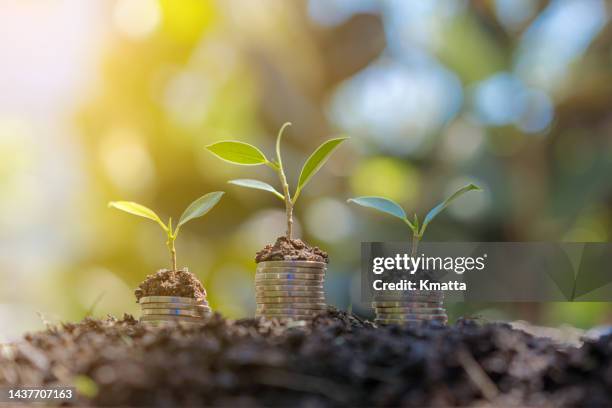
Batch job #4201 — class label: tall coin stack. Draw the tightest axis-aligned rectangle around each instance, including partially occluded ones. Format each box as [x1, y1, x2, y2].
[372, 290, 447, 325]
[139, 295, 211, 325]
[255, 261, 327, 320]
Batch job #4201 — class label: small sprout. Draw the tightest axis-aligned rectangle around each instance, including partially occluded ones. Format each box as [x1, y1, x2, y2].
[206, 122, 348, 239]
[109, 192, 224, 271]
[348, 183, 481, 256]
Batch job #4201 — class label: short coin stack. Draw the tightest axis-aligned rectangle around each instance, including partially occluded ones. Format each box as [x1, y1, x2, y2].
[139, 295, 211, 325]
[373, 290, 447, 325]
[255, 260, 327, 320]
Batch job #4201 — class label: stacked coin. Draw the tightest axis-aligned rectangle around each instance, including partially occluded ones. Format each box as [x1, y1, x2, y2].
[139, 295, 211, 325]
[255, 260, 327, 320]
[372, 290, 447, 325]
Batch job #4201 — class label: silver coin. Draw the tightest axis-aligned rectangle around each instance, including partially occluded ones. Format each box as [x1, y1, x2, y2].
[256, 314, 314, 320]
[257, 261, 327, 269]
[141, 305, 211, 314]
[256, 296, 325, 303]
[372, 302, 444, 309]
[254, 279, 323, 286]
[373, 294, 444, 301]
[256, 267, 326, 276]
[255, 285, 324, 292]
[375, 312, 447, 319]
[372, 301, 443, 308]
[141, 308, 208, 317]
[141, 302, 211, 310]
[375, 318, 447, 325]
[255, 308, 319, 314]
[255, 291, 325, 298]
[372, 307, 446, 314]
[257, 303, 327, 310]
[255, 273, 325, 280]
[139, 296, 206, 305]
[140, 315, 205, 323]
[375, 314, 448, 321]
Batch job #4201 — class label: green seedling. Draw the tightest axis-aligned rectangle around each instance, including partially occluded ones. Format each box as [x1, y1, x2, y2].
[206, 122, 348, 239]
[348, 184, 481, 256]
[108, 192, 224, 271]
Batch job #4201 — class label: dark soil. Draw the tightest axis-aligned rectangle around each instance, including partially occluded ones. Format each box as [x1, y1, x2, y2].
[2, 309, 612, 407]
[134, 268, 206, 301]
[255, 236, 329, 263]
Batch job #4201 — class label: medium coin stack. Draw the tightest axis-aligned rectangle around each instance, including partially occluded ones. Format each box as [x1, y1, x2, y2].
[372, 290, 447, 325]
[255, 260, 327, 320]
[139, 295, 211, 325]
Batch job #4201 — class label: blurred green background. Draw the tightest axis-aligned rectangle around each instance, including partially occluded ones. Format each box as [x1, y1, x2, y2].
[1, 0, 611, 340]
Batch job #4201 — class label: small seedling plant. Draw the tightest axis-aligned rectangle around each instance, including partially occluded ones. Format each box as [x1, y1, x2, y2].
[109, 192, 224, 271]
[206, 123, 347, 239]
[348, 184, 481, 256]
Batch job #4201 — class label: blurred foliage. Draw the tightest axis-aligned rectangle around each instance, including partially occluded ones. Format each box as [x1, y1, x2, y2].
[2, 0, 612, 335]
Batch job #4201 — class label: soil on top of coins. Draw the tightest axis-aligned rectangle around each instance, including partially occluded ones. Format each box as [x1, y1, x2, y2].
[255, 236, 329, 263]
[134, 268, 206, 301]
[2, 308, 612, 407]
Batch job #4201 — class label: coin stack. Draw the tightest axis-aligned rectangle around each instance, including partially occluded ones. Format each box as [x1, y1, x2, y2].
[139, 295, 211, 325]
[255, 260, 327, 320]
[372, 290, 447, 325]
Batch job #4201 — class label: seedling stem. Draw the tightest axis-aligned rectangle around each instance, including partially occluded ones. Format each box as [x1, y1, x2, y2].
[206, 122, 348, 241]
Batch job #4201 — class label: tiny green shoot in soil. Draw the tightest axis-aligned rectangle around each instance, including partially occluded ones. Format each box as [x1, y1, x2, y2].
[108, 192, 224, 271]
[206, 123, 347, 239]
[348, 184, 481, 256]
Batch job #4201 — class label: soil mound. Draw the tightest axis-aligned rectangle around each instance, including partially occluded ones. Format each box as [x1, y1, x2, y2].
[255, 236, 329, 263]
[2, 310, 611, 406]
[134, 268, 206, 301]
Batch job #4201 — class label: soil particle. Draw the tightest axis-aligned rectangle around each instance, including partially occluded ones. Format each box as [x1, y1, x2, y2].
[1, 310, 611, 407]
[255, 236, 329, 263]
[134, 268, 206, 301]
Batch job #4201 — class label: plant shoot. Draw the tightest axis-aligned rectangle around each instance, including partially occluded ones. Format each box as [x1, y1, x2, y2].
[348, 184, 481, 256]
[109, 192, 224, 271]
[206, 123, 347, 239]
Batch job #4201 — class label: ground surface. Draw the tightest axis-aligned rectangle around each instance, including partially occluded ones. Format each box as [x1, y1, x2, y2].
[1, 309, 611, 407]
[255, 236, 329, 263]
[135, 268, 207, 301]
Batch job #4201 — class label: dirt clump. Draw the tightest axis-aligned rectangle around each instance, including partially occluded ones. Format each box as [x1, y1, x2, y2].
[134, 268, 206, 301]
[255, 236, 329, 263]
[2, 310, 612, 407]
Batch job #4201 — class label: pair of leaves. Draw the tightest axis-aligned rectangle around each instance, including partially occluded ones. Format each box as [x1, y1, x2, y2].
[348, 184, 481, 238]
[206, 126, 347, 202]
[108, 191, 224, 236]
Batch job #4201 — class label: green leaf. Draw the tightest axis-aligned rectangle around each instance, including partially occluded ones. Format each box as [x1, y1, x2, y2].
[108, 201, 167, 231]
[347, 196, 407, 220]
[228, 179, 284, 200]
[420, 183, 481, 236]
[177, 191, 224, 229]
[206, 141, 268, 165]
[295, 137, 348, 200]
